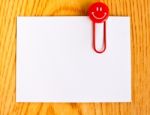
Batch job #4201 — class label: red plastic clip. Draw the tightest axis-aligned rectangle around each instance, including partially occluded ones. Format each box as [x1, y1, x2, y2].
[88, 2, 109, 53]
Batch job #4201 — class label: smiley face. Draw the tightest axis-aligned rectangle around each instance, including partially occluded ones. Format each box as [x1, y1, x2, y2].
[88, 2, 109, 23]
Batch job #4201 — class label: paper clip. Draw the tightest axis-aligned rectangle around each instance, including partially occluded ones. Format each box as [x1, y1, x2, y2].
[88, 2, 109, 53]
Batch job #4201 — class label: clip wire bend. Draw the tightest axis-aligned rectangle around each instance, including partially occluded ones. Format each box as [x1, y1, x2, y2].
[93, 22, 106, 53]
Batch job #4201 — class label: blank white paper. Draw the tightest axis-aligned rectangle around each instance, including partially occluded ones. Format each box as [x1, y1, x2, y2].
[16, 16, 131, 102]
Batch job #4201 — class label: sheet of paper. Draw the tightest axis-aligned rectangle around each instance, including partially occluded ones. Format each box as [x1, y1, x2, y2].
[17, 16, 131, 102]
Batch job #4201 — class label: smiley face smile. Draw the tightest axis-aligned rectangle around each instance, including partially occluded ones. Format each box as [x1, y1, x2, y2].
[91, 12, 107, 20]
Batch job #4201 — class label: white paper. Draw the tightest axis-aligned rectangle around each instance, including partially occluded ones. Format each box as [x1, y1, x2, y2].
[16, 16, 131, 102]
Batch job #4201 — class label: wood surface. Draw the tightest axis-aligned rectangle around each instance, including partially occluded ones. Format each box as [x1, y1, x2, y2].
[0, 0, 150, 114]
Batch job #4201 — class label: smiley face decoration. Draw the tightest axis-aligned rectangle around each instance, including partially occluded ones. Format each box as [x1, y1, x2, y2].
[88, 2, 109, 53]
[88, 2, 109, 23]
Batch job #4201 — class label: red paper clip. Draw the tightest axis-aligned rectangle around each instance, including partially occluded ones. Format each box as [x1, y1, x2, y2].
[88, 2, 109, 53]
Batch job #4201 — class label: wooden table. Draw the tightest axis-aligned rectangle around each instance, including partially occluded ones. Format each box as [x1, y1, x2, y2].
[0, 0, 150, 114]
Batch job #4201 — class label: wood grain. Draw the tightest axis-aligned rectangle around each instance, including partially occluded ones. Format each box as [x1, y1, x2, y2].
[0, 0, 150, 114]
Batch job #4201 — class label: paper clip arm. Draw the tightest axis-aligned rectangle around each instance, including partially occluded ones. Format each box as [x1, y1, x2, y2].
[93, 22, 106, 53]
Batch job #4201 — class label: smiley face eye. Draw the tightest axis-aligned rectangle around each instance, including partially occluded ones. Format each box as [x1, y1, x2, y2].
[96, 7, 99, 11]
[100, 7, 102, 11]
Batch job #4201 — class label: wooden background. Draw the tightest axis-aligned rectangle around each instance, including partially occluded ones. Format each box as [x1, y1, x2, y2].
[0, 0, 150, 114]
